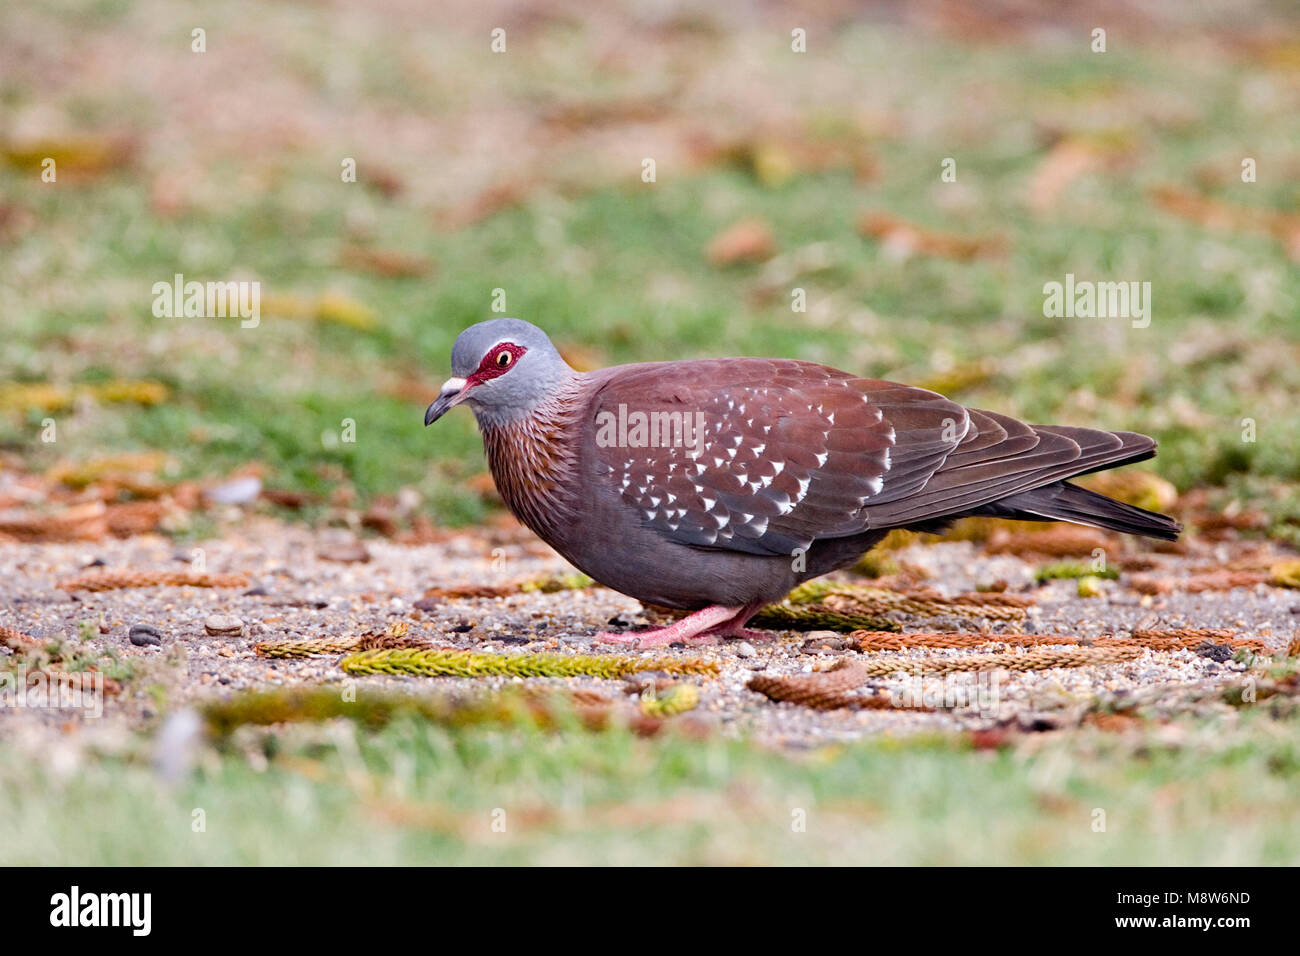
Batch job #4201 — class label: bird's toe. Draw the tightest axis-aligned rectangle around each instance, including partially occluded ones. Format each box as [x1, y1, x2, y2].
[593, 630, 639, 645]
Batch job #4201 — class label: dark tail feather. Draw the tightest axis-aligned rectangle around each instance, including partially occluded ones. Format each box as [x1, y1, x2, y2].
[970, 480, 1182, 541]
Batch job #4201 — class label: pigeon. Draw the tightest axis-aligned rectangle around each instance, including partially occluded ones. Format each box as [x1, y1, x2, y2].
[425, 318, 1180, 647]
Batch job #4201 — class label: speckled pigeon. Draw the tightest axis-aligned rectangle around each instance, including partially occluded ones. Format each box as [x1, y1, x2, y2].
[425, 318, 1180, 647]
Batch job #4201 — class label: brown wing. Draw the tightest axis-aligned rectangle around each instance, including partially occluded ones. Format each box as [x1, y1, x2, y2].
[587, 359, 1156, 556]
[586, 359, 967, 556]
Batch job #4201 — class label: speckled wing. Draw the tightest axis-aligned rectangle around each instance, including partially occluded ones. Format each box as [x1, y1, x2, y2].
[585, 360, 970, 556]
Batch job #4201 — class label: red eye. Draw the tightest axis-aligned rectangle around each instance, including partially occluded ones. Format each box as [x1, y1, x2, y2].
[468, 342, 525, 385]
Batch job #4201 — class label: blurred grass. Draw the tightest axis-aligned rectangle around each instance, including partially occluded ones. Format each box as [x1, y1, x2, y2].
[3, 706, 1300, 865]
[2, 3, 1299, 530]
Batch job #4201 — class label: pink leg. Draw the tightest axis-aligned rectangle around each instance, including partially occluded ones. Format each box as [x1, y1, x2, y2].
[596, 605, 741, 649]
[700, 601, 768, 642]
[596, 601, 770, 649]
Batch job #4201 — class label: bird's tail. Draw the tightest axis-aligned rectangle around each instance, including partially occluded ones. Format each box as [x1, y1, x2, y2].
[973, 480, 1181, 541]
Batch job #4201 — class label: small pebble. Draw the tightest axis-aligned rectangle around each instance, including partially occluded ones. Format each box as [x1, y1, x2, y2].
[1018, 713, 1064, 732]
[204, 614, 243, 636]
[128, 623, 164, 647]
[318, 542, 371, 563]
[736, 641, 757, 658]
[203, 475, 262, 505]
[801, 631, 845, 653]
[1195, 642, 1235, 663]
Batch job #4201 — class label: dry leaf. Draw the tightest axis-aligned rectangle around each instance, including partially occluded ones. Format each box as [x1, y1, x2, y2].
[707, 218, 776, 266]
[1150, 185, 1300, 262]
[339, 246, 435, 278]
[858, 212, 1005, 261]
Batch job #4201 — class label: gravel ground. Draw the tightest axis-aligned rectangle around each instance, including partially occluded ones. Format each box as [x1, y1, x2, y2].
[2, 515, 1297, 748]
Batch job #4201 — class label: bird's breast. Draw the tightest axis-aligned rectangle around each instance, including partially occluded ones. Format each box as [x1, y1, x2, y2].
[480, 413, 582, 548]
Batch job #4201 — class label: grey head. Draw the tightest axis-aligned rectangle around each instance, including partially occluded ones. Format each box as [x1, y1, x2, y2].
[424, 318, 576, 427]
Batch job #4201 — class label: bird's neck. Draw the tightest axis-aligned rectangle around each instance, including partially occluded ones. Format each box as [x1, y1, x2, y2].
[478, 378, 586, 544]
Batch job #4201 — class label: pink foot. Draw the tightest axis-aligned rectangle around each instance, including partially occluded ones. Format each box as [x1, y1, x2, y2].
[695, 602, 770, 644]
[596, 605, 741, 649]
[597, 602, 770, 649]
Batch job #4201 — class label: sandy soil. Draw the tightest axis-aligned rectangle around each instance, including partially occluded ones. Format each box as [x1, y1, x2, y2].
[2, 514, 1297, 748]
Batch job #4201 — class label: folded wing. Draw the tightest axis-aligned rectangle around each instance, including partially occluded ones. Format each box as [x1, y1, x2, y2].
[588, 359, 1159, 556]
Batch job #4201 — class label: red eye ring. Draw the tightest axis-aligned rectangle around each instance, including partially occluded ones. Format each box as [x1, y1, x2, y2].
[467, 342, 526, 386]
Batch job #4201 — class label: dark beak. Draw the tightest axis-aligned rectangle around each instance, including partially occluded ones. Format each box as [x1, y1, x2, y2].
[424, 377, 469, 426]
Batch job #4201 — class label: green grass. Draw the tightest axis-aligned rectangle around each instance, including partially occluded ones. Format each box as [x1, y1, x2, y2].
[4, 707, 1299, 865]
[2, 2, 1299, 529]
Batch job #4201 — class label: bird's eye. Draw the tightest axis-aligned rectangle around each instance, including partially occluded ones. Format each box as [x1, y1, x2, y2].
[495, 350, 513, 368]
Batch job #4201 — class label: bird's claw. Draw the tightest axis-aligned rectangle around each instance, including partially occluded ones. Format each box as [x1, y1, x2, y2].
[593, 630, 720, 649]
[592, 604, 757, 649]
[594, 630, 639, 645]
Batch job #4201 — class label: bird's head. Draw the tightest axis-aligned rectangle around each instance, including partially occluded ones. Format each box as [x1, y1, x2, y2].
[424, 318, 574, 427]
